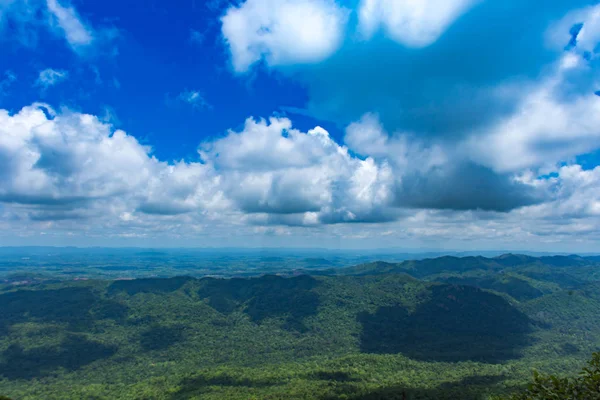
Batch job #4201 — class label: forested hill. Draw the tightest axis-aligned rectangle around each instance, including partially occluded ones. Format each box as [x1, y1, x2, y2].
[324, 253, 599, 279]
[0, 254, 599, 399]
[316, 253, 600, 301]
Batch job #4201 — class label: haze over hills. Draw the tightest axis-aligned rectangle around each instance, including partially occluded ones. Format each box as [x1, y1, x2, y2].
[1, 247, 598, 281]
[1, 252, 599, 399]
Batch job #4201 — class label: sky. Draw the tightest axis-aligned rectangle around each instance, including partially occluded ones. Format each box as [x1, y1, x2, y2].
[1, 0, 600, 251]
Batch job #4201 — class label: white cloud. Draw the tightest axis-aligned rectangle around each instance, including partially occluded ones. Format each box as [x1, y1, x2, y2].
[35, 68, 68, 88]
[520, 165, 600, 220]
[220, 0, 479, 72]
[46, 0, 93, 48]
[344, 113, 390, 157]
[221, 0, 348, 72]
[0, 104, 226, 240]
[344, 114, 545, 212]
[2, 103, 600, 249]
[465, 54, 600, 172]
[200, 117, 395, 223]
[138, 161, 225, 216]
[344, 113, 446, 172]
[0, 104, 396, 229]
[358, 0, 479, 47]
[547, 4, 600, 55]
[0, 104, 154, 205]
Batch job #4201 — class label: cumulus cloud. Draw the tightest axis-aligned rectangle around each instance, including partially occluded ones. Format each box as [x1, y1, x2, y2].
[221, 0, 348, 72]
[0, 104, 154, 207]
[344, 113, 446, 171]
[0, 104, 396, 228]
[138, 161, 224, 216]
[2, 103, 545, 229]
[518, 165, 600, 221]
[218, 1, 600, 217]
[394, 163, 544, 212]
[5, 0, 600, 243]
[220, 0, 480, 72]
[200, 117, 395, 223]
[358, 0, 479, 47]
[466, 53, 600, 172]
[2, 2, 600, 248]
[221, 0, 595, 142]
[344, 113, 545, 212]
[2, 103, 600, 249]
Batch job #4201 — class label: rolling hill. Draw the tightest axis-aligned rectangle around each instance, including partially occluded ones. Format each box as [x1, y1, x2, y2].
[0, 254, 599, 399]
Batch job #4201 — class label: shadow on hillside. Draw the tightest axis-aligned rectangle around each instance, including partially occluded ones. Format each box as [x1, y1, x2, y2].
[439, 276, 544, 301]
[0, 287, 128, 335]
[358, 285, 533, 362]
[321, 374, 509, 400]
[171, 373, 280, 399]
[199, 275, 320, 332]
[107, 276, 193, 296]
[172, 373, 510, 400]
[0, 334, 117, 380]
[139, 324, 185, 351]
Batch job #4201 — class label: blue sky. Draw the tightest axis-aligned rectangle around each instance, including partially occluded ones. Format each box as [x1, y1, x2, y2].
[0, 0, 326, 160]
[1, 0, 600, 251]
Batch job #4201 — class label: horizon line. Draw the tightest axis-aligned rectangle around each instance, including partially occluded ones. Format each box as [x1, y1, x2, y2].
[0, 245, 598, 256]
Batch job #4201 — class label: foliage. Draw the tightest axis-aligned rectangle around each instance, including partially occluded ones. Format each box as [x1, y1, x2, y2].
[0, 254, 599, 399]
[498, 352, 600, 400]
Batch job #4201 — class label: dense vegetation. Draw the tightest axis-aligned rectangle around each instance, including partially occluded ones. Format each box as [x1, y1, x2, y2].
[495, 352, 600, 400]
[0, 253, 599, 399]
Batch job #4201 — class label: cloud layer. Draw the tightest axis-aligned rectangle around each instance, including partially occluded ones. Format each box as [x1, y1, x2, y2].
[2, 101, 599, 249]
[206, 0, 600, 249]
[2, 0, 600, 249]
[0, 105, 396, 227]
[222, 0, 598, 142]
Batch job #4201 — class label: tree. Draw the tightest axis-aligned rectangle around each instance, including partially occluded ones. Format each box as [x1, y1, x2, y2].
[502, 353, 600, 400]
